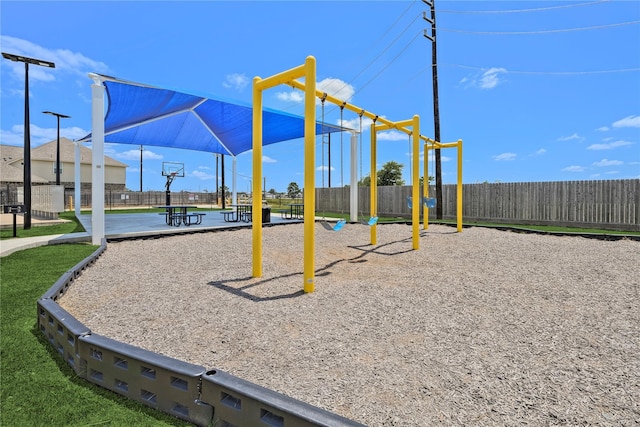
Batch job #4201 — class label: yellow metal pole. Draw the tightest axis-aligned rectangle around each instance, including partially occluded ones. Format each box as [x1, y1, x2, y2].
[252, 77, 263, 277]
[370, 122, 377, 245]
[303, 56, 316, 293]
[288, 79, 416, 138]
[457, 139, 463, 232]
[256, 64, 306, 91]
[423, 142, 429, 230]
[412, 115, 420, 250]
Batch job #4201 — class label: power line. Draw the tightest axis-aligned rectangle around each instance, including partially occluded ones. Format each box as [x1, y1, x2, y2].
[446, 64, 640, 75]
[439, 0, 610, 14]
[439, 20, 640, 35]
[323, 14, 423, 117]
[345, 13, 422, 91]
[355, 31, 423, 95]
[403, 64, 640, 81]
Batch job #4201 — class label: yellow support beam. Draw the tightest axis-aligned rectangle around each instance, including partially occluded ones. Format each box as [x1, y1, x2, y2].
[457, 139, 463, 232]
[256, 63, 306, 91]
[252, 77, 263, 278]
[287, 79, 417, 138]
[411, 115, 420, 250]
[303, 56, 316, 293]
[375, 116, 421, 249]
[370, 121, 377, 245]
[423, 142, 429, 230]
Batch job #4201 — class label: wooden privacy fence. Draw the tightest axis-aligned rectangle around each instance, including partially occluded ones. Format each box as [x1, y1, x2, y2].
[62, 190, 220, 210]
[316, 179, 639, 232]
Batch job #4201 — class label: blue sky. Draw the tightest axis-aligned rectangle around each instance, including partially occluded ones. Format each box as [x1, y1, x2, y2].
[1, 0, 639, 193]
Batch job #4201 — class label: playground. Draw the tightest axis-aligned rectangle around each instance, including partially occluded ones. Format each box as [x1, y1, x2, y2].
[58, 222, 639, 426]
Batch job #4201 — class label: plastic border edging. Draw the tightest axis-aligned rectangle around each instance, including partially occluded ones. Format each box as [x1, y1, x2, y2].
[36, 238, 368, 426]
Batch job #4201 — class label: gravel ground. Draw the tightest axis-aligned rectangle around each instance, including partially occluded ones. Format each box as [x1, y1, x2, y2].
[59, 223, 640, 426]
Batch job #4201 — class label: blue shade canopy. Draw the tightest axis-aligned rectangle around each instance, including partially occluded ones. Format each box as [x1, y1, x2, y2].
[79, 76, 346, 156]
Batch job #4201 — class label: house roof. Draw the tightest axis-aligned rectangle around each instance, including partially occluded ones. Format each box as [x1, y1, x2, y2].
[0, 139, 126, 184]
[31, 138, 128, 167]
[0, 145, 49, 184]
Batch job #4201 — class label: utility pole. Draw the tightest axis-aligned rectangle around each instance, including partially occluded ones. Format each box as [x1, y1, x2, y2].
[423, 0, 443, 219]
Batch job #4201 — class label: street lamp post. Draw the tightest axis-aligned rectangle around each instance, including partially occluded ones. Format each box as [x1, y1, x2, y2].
[2, 52, 56, 229]
[43, 111, 71, 186]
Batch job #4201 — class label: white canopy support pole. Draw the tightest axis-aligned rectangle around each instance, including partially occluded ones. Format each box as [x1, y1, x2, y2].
[350, 132, 358, 223]
[89, 73, 105, 245]
[74, 141, 81, 218]
[232, 156, 237, 205]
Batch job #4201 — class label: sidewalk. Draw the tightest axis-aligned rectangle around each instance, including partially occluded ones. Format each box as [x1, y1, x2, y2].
[0, 232, 91, 257]
[0, 213, 89, 257]
[0, 212, 71, 229]
[0, 209, 303, 257]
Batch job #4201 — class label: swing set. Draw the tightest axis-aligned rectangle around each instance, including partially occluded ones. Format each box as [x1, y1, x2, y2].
[318, 99, 377, 231]
[251, 56, 463, 293]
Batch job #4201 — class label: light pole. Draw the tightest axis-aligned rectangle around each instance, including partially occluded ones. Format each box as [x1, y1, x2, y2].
[2, 52, 56, 229]
[43, 111, 71, 186]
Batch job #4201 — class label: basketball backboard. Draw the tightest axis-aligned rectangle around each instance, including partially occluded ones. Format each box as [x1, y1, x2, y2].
[162, 162, 185, 177]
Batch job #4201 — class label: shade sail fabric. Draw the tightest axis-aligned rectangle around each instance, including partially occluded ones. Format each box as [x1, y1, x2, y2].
[79, 76, 346, 156]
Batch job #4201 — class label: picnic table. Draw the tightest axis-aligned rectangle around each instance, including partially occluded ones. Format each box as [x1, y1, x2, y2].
[155, 205, 204, 227]
[281, 203, 304, 220]
[222, 204, 252, 222]
[222, 204, 272, 223]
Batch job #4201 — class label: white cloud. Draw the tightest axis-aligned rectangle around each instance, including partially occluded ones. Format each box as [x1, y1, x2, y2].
[191, 170, 214, 180]
[222, 73, 249, 91]
[378, 130, 408, 141]
[557, 133, 585, 142]
[117, 149, 162, 160]
[338, 116, 373, 133]
[0, 36, 109, 82]
[587, 140, 633, 150]
[276, 91, 304, 103]
[593, 159, 623, 167]
[317, 78, 355, 102]
[461, 67, 507, 89]
[605, 170, 620, 175]
[479, 67, 507, 89]
[263, 155, 276, 163]
[562, 165, 586, 172]
[276, 78, 355, 105]
[532, 148, 546, 156]
[493, 152, 516, 161]
[316, 165, 335, 172]
[612, 115, 640, 128]
[596, 126, 609, 132]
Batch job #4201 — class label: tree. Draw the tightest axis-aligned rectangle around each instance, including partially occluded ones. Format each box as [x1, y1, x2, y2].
[419, 175, 435, 186]
[268, 188, 276, 195]
[287, 182, 301, 199]
[358, 175, 371, 186]
[378, 161, 404, 186]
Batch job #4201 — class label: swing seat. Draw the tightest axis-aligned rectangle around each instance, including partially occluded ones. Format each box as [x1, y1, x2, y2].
[424, 197, 436, 208]
[366, 216, 378, 226]
[407, 196, 413, 209]
[321, 218, 346, 231]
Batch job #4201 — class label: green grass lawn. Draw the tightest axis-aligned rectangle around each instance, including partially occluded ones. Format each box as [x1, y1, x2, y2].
[0, 244, 191, 427]
[0, 212, 85, 240]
